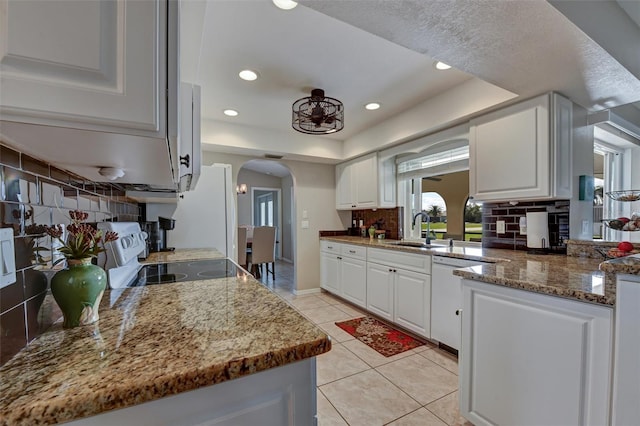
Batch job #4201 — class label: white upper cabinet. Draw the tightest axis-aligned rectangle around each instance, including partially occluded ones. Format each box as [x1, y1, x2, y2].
[1, 0, 167, 137]
[336, 152, 396, 210]
[469, 93, 573, 202]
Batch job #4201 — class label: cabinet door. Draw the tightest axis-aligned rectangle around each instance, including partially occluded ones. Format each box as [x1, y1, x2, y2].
[460, 279, 612, 426]
[378, 156, 397, 208]
[335, 162, 355, 209]
[430, 264, 462, 350]
[354, 153, 378, 208]
[320, 252, 340, 295]
[0, 0, 167, 137]
[340, 257, 367, 308]
[394, 269, 430, 338]
[366, 262, 395, 322]
[469, 95, 550, 201]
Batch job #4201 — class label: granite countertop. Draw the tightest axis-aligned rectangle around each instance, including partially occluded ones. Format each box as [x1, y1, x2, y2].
[320, 236, 616, 306]
[599, 253, 640, 275]
[0, 250, 330, 425]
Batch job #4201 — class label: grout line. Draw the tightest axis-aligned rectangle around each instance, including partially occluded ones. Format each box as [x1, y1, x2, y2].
[423, 389, 459, 426]
[317, 387, 351, 426]
[382, 407, 425, 426]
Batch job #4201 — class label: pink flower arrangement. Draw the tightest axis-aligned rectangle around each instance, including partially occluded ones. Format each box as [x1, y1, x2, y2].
[45, 210, 118, 261]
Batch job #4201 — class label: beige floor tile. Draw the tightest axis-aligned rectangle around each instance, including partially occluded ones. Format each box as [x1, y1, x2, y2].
[317, 390, 348, 426]
[289, 295, 331, 310]
[316, 343, 370, 386]
[320, 370, 420, 426]
[387, 407, 448, 426]
[376, 354, 458, 405]
[419, 348, 459, 375]
[334, 302, 366, 318]
[342, 338, 415, 368]
[426, 391, 473, 426]
[298, 305, 352, 324]
[317, 292, 344, 305]
[317, 321, 356, 343]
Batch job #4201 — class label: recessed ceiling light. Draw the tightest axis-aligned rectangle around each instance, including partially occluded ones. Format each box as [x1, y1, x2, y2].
[435, 61, 452, 70]
[365, 102, 381, 110]
[223, 109, 238, 117]
[238, 69, 258, 81]
[272, 0, 297, 10]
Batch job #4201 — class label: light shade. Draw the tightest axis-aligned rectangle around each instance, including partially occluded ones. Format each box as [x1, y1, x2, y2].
[98, 167, 125, 180]
[236, 183, 248, 194]
[273, 0, 297, 10]
[239, 70, 258, 81]
[223, 109, 239, 117]
[292, 88, 344, 135]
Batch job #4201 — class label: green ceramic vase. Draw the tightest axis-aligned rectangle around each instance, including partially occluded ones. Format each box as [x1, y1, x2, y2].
[51, 258, 107, 328]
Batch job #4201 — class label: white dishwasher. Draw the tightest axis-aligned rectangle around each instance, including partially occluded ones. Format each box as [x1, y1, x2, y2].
[431, 256, 491, 352]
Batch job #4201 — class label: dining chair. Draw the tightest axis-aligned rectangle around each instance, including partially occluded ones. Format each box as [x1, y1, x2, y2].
[250, 226, 276, 280]
[237, 227, 248, 269]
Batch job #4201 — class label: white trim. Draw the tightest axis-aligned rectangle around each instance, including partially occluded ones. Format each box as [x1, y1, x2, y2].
[250, 186, 283, 258]
[293, 288, 322, 296]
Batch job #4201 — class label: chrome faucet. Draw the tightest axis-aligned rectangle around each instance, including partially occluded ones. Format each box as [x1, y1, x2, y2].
[412, 211, 432, 244]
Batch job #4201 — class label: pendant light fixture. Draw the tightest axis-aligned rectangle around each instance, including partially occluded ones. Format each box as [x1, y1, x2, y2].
[292, 88, 344, 135]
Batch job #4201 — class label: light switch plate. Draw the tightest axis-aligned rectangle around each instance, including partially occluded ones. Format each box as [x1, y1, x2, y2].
[301, 220, 309, 229]
[497, 220, 506, 234]
[0, 228, 17, 289]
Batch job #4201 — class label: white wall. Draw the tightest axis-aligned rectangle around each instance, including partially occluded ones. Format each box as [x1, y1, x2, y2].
[202, 151, 350, 292]
[281, 175, 294, 262]
[569, 104, 595, 240]
[342, 78, 517, 159]
[236, 169, 283, 226]
[201, 120, 343, 162]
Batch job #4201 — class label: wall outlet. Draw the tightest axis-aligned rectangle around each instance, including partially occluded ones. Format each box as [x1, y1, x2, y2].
[497, 220, 506, 234]
[301, 220, 309, 229]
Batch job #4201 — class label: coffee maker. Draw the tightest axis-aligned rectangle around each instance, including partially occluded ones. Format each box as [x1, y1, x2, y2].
[158, 216, 176, 252]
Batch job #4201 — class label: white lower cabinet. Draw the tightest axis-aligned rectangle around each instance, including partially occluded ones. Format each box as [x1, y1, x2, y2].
[366, 262, 395, 322]
[320, 251, 340, 295]
[319, 242, 367, 309]
[612, 274, 640, 425]
[366, 252, 431, 339]
[340, 256, 367, 308]
[460, 279, 613, 426]
[394, 269, 430, 337]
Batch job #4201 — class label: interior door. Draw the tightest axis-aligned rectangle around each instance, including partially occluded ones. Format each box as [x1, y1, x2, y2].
[253, 189, 281, 258]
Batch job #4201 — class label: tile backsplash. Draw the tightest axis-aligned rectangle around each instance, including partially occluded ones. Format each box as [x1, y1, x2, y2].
[351, 207, 404, 240]
[482, 200, 570, 251]
[0, 144, 140, 365]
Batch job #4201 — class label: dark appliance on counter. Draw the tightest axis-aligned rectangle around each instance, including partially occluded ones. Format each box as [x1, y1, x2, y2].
[140, 221, 161, 256]
[158, 216, 176, 252]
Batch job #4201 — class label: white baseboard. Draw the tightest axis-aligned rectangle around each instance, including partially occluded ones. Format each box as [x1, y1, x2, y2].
[293, 287, 321, 296]
[279, 257, 293, 264]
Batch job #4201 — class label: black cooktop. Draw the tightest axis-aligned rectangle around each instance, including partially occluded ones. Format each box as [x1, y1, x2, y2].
[130, 259, 247, 287]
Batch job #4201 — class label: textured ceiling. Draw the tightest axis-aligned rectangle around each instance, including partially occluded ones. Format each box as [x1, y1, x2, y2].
[301, 0, 640, 112]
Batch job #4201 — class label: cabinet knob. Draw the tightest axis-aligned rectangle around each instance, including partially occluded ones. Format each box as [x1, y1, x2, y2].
[337, 256, 342, 260]
[455, 309, 462, 316]
[388, 268, 393, 272]
[327, 246, 333, 249]
[349, 250, 356, 253]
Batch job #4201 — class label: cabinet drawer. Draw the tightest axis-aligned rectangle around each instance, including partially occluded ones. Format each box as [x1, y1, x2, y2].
[341, 244, 367, 260]
[368, 248, 431, 274]
[320, 240, 341, 255]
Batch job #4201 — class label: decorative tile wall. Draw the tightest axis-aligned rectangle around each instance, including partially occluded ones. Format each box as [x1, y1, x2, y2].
[351, 207, 404, 240]
[481, 200, 570, 252]
[0, 144, 140, 365]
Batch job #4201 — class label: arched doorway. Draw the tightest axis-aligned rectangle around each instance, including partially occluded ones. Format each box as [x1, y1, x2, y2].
[237, 160, 296, 292]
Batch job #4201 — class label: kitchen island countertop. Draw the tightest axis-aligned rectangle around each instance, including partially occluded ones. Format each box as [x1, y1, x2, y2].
[320, 236, 621, 306]
[0, 249, 330, 425]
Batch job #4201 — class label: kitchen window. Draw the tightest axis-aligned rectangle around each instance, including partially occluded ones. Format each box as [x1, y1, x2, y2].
[397, 140, 472, 241]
